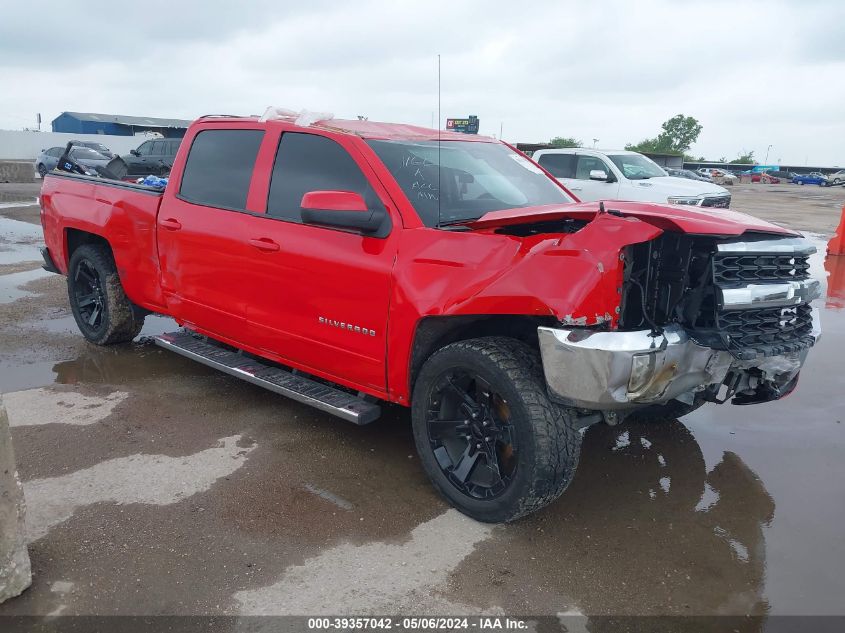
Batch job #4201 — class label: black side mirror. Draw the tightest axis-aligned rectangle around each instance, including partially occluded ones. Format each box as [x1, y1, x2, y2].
[130, 149, 140, 157]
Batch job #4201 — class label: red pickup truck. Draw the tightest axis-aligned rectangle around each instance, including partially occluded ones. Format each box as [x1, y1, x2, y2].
[39, 114, 821, 522]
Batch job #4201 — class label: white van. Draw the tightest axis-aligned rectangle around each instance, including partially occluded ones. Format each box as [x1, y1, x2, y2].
[532, 148, 732, 208]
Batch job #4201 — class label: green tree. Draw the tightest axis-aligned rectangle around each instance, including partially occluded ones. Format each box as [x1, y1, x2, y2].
[730, 151, 756, 164]
[626, 114, 703, 155]
[549, 136, 582, 148]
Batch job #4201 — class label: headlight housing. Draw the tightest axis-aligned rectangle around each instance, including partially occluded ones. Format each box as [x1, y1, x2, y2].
[667, 195, 703, 206]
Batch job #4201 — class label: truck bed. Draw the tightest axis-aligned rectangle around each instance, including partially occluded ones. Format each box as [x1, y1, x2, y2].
[40, 171, 168, 312]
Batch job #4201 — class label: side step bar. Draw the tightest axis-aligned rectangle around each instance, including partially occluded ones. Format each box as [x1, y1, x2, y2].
[154, 331, 381, 425]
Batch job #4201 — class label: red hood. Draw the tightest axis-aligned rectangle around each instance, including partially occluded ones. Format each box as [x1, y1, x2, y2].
[466, 200, 799, 237]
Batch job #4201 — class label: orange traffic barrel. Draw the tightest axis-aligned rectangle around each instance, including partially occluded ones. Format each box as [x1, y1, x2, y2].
[828, 203, 845, 255]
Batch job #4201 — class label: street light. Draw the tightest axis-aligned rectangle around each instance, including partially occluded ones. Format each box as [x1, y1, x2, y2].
[592, 138, 599, 148]
[765, 144, 772, 164]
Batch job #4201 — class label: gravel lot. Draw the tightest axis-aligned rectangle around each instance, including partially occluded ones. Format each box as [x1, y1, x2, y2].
[0, 180, 843, 624]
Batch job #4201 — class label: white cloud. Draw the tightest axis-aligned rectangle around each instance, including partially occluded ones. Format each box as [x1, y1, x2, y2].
[1, 0, 843, 165]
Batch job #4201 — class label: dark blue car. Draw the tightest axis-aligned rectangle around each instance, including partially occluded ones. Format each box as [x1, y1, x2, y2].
[792, 173, 828, 185]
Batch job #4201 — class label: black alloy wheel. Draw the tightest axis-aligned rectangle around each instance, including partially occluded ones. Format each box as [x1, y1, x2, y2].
[426, 370, 518, 499]
[73, 258, 106, 330]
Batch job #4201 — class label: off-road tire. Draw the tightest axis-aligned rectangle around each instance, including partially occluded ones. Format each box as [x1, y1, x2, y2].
[411, 337, 582, 523]
[67, 244, 145, 345]
[626, 398, 706, 423]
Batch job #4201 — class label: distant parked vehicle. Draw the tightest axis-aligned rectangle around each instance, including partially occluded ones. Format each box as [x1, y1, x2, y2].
[763, 170, 793, 180]
[792, 173, 828, 185]
[533, 149, 731, 207]
[35, 146, 111, 178]
[750, 173, 781, 184]
[827, 170, 845, 186]
[709, 169, 737, 186]
[121, 138, 181, 177]
[664, 168, 713, 182]
[70, 140, 115, 159]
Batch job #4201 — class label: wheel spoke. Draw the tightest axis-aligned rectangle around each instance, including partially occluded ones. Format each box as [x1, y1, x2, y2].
[451, 446, 481, 484]
[428, 419, 470, 439]
[77, 293, 97, 308]
[474, 376, 493, 409]
[87, 305, 100, 326]
[76, 265, 95, 286]
[445, 376, 477, 409]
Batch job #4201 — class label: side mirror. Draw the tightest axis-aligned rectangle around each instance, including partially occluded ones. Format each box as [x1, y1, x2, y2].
[301, 191, 386, 234]
[130, 149, 140, 157]
[589, 169, 610, 182]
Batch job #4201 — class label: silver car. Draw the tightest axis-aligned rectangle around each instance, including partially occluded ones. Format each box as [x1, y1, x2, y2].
[35, 146, 112, 178]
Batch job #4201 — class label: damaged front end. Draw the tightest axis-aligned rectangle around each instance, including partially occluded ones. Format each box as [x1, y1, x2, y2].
[539, 233, 821, 412]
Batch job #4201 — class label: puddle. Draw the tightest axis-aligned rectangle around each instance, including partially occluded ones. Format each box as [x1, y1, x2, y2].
[0, 200, 39, 210]
[37, 313, 177, 336]
[0, 267, 51, 303]
[0, 216, 43, 265]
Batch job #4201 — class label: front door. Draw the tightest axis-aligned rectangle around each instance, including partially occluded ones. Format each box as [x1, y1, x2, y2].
[240, 131, 397, 394]
[568, 154, 620, 201]
[157, 127, 265, 337]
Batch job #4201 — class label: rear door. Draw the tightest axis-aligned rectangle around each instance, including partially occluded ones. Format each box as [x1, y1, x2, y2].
[535, 152, 578, 192]
[157, 126, 265, 338]
[238, 129, 399, 394]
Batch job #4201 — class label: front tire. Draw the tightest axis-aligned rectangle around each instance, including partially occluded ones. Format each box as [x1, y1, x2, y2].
[67, 244, 145, 345]
[411, 337, 582, 523]
[37, 164, 47, 177]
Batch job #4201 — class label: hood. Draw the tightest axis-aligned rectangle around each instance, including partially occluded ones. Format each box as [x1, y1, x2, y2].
[466, 200, 799, 237]
[631, 175, 729, 196]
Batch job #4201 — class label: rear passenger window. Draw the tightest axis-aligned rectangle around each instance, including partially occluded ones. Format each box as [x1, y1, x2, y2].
[179, 129, 264, 211]
[267, 132, 369, 222]
[536, 153, 576, 179]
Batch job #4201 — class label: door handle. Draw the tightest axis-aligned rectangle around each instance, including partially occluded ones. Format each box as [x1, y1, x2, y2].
[248, 237, 280, 252]
[160, 218, 182, 231]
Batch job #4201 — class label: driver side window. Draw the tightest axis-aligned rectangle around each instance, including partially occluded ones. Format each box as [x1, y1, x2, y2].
[137, 141, 152, 156]
[575, 155, 610, 180]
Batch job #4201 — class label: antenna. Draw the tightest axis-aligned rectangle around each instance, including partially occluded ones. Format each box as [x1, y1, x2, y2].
[437, 54, 442, 228]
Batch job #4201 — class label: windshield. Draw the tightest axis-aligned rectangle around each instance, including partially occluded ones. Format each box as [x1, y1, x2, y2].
[70, 147, 107, 160]
[367, 140, 573, 227]
[607, 154, 666, 180]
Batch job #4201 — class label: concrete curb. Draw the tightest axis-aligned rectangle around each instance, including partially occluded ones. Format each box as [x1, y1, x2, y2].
[0, 396, 32, 603]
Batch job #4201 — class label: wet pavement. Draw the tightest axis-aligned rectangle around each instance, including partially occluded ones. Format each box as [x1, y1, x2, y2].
[0, 182, 843, 625]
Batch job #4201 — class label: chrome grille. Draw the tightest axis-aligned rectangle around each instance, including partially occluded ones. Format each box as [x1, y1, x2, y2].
[718, 304, 815, 359]
[710, 237, 819, 358]
[714, 253, 811, 285]
[701, 195, 731, 208]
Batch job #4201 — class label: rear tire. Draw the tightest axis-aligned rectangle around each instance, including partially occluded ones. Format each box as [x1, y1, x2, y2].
[37, 164, 47, 177]
[411, 337, 582, 523]
[67, 244, 145, 345]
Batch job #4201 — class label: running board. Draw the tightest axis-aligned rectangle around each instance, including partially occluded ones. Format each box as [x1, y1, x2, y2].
[154, 331, 381, 425]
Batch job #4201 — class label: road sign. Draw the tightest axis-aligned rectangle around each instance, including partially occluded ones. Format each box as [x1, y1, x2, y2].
[446, 115, 479, 134]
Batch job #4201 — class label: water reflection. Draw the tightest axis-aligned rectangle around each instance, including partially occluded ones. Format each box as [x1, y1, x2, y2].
[824, 254, 845, 310]
[457, 420, 775, 625]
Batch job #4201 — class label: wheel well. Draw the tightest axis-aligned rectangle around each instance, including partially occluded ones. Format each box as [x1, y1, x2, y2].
[408, 314, 557, 394]
[65, 229, 111, 265]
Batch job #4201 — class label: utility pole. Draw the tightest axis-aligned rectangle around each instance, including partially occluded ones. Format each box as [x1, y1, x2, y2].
[765, 144, 772, 164]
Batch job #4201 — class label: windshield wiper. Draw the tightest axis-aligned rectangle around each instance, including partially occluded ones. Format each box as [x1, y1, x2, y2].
[437, 218, 479, 228]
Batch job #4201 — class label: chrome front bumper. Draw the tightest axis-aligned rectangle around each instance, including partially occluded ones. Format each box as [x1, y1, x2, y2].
[537, 317, 820, 411]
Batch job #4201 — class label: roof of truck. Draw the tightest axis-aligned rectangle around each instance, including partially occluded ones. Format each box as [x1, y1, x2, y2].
[197, 115, 495, 142]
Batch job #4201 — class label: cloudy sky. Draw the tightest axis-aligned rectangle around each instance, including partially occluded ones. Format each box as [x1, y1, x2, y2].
[1, 0, 843, 165]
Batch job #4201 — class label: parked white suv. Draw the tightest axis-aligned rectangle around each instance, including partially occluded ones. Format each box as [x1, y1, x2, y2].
[533, 149, 732, 208]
